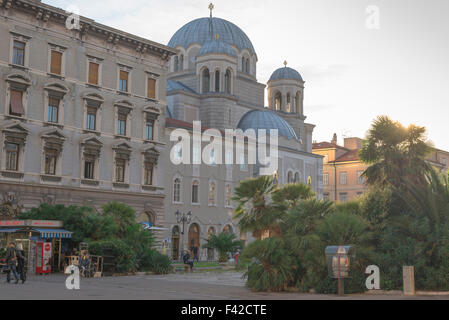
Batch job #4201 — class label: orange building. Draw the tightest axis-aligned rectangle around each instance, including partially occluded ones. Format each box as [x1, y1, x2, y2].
[313, 136, 449, 202]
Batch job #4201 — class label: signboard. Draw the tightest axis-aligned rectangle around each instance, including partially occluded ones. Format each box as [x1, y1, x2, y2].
[0, 220, 25, 227]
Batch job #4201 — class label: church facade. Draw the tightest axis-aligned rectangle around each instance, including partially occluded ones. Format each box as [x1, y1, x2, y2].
[161, 10, 323, 260]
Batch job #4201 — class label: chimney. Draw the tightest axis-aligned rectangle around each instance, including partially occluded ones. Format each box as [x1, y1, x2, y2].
[344, 137, 363, 150]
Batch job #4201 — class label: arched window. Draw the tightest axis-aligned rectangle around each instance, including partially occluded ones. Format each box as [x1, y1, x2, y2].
[296, 91, 301, 114]
[287, 171, 293, 183]
[286, 93, 291, 113]
[215, 70, 220, 92]
[192, 180, 199, 204]
[174, 56, 179, 72]
[209, 181, 216, 206]
[307, 176, 312, 186]
[225, 69, 232, 94]
[294, 172, 300, 183]
[225, 184, 232, 207]
[245, 58, 250, 73]
[241, 57, 245, 72]
[275, 93, 282, 111]
[223, 224, 233, 234]
[173, 178, 181, 202]
[202, 68, 210, 93]
[179, 55, 184, 71]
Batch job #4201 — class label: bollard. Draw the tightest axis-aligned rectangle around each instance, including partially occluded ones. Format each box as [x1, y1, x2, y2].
[403, 266, 415, 296]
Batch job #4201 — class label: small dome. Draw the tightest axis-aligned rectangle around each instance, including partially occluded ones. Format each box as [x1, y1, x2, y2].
[269, 67, 303, 82]
[198, 40, 236, 57]
[168, 17, 256, 55]
[237, 109, 298, 140]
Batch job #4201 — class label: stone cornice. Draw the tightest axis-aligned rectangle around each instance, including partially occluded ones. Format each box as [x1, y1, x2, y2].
[1, 0, 177, 61]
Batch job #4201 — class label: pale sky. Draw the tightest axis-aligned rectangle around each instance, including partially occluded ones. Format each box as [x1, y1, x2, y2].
[45, 0, 449, 149]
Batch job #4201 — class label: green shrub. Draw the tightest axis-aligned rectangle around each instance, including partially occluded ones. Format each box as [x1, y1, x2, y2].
[148, 251, 172, 274]
[89, 238, 135, 273]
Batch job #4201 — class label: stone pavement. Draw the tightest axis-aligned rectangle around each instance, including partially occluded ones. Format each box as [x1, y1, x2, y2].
[0, 271, 448, 300]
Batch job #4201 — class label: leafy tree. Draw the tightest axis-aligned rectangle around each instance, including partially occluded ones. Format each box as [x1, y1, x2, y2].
[359, 115, 432, 188]
[203, 232, 243, 262]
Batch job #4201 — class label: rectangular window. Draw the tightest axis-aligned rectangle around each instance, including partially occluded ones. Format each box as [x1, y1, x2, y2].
[117, 113, 127, 136]
[84, 160, 94, 179]
[9, 89, 24, 116]
[323, 193, 330, 201]
[86, 107, 96, 130]
[147, 78, 156, 99]
[116, 159, 125, 183]
[323, 173, 329, 186]
[6, 143, 19, 171]
[192, 182, 199, 204]
[357, 171, 365, 184]
[146, 120, 154, 140]
[47, 97, 59, 123]
[144, 163, 153, 186]
[12, 41, 25, 66]
[240, 154, 247, 171]
[340, 193, 347, 202]
[442, 158, 447, 166]
[44, 149, 57, 175]
[193, 146, 200, 164]
[340, 172, 347, 185]
[119, 70, 129, 92]
[225, 185, 231, 207]
[88, 62, 99, 85]
[50, 50, 62, 75]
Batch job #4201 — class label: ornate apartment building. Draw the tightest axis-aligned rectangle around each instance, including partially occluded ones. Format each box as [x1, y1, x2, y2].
[0, 0, 175, 224]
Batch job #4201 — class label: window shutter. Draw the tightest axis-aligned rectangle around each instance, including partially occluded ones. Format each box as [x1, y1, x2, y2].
[147, 78, 156, 99]
[89, 62, 99, 85]
[50, 51, 62, 75]
[10, 90, 24, 115]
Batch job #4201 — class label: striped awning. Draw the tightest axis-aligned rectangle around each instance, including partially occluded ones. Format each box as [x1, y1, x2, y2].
[33, 228, 73, 239]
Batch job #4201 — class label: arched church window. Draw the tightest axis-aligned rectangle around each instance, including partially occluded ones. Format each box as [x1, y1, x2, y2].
[202, 68, 210, 93]
[215, 70, 220, 92]
[241, 57, 245, 72]
[287, 171, 293, 183]
[225, 69, 232, 94]
[179, 55, 184, 71]
[294, 172, 300, 183]
[174, 56, 179, 72]
[286, 94, 291, 113]
[245, 58, 250, 73]
[275, 93, 282, 111]
[296, 92, 301, 114]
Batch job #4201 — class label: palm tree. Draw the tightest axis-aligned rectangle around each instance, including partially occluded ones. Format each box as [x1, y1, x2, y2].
[233, 176, 281, 239]
[271, 183, 315, 210]
[203, 232, 243, 262]
[359, 116, 432, 188]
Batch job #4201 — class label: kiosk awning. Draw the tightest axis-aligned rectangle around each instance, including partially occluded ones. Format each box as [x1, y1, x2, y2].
[32, 228, 73, 239]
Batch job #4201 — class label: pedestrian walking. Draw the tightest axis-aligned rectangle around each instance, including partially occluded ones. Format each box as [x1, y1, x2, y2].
[5, 242, 19, 284]
[193, 246, 199, 262]
[16, 243, 26, 284]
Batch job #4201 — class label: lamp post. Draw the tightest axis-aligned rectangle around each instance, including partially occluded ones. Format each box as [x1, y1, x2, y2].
[175, 210, 192, 260]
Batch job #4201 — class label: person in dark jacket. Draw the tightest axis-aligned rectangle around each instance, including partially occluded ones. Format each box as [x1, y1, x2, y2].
[182, 250, 194, 270]
[5, 242, 19, 284]
[16, 243, 26, 284]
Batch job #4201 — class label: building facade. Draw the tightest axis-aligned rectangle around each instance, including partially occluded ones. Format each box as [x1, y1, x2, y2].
[313, 135, 449, 202]
[162, 11, 323, 260]
[0, 0, 175, 229]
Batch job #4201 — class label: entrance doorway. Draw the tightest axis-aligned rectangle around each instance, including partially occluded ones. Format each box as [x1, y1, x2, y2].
[188, 223, 200, 260]
[207, 227, 215, 261]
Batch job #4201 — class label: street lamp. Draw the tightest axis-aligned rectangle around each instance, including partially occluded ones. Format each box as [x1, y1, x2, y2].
[175, 210, 192, 260]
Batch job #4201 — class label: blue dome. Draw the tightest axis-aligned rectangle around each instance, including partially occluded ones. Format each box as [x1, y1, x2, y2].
[168, 17, 255, 55]
[269, 67, 303, 82]
[237, 110, 298, 140]
[198, 40, 236, 57]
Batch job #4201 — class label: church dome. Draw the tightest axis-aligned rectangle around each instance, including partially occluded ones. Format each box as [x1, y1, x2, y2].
[237, 109, 298, 140]
[269, 67, 303, 82]
[168, 17, 256, 55]
[198, 40, 237, 57]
